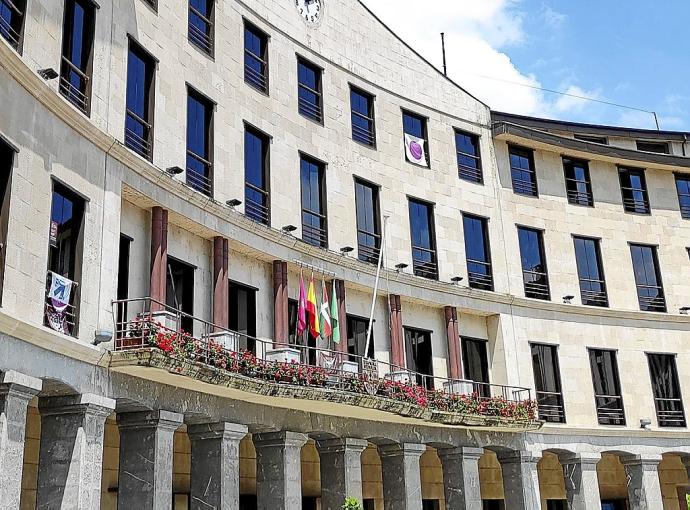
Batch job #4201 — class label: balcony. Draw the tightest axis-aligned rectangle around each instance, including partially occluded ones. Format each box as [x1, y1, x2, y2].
[535, 390, 566, 423]
[654, 397, 686, 428]
[621, 187, 650, 214]
[188, 6, 213, 55]
[186, 151, 213, 197]
[125, 110, 152, 160]
[302, 210, 327, 248]
[59, 56, 89, 114]
[245, 184, 270, 225]
[467, 259, 494, 291]
[412, 246, 438, 280]
[579, 278, 609, 307]
[522, 270, 550, 300]
[244, 52, 268, 93]
[636, 284, 667, 313]
[595, 394, 626, 426]
[111, 298, 540, 429]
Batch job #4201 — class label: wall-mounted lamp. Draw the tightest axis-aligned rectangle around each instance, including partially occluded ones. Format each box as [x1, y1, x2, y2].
[640, 418, 652, 430]
[451, 276, 464, 285]
[93, 330, 113, 345]
[165, 166, 184, 176]
[395, 263, 408, 273]
[38, 68, 58, 80]
[562, 295, 575, 304]
[680, 307, 690, 315]
[281, 225, 297, 234]
[226, 199, 242, 208]
[340, 246, 354, 255]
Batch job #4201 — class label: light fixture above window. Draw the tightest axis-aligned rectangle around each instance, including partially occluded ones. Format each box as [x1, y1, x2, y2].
[340, 246, 354, 255]
[165, 166, 184, 176]
[451, 276, 464, 285]
[563, 295, 575, 304]
[395, 263, 408, 273]
[226, 199, 242, 208]
[281, 225, 297, 234]
[38, 68, 58, 80]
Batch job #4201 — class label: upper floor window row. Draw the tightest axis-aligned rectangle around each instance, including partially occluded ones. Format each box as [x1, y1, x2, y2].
[244, 21, 268, 94]
[188, 0, 214, 56]
[509, 146, 538, 196]
[125, 39, 156, 161]
[60, 0, 96, 116]
[0, 0, 25, 52]
[298, 57, 323, 123]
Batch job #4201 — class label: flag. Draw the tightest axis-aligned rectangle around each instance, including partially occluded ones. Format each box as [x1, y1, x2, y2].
[330, 280, 340, 344]
[297, 273, 307, 336]
[307, 274, 320, 337]
[320, 279, 332, 339]
[404, 133, 428, 167]
[47, 271, 73, 313]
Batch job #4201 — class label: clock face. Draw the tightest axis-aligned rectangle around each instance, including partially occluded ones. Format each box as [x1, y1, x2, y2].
[295, 0, 323, 25]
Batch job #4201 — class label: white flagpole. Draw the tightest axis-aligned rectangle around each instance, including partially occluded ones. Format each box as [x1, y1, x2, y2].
[364, 215, 388, 358]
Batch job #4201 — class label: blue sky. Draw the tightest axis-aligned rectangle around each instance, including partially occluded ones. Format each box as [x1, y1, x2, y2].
[363, 0, 689, 130]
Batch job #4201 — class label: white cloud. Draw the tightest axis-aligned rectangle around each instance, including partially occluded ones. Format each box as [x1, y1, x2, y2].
[361, 0, 595, 119]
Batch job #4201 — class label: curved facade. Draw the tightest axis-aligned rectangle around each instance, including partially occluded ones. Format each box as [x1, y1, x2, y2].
[0, 1, 689, 509]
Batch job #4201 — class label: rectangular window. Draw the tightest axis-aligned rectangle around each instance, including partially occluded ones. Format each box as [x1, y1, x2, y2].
[636, 140, 668, 154]
[166, 257, 194, 333]
[298, 57, 323, 123]
[630, 243, 666, 312]
[675, 173, 690, 219]
[229, 281, 257, 354]
[300, 155, 327, 248]
[509, 146, 538, 196]
[456, 130, 482, 183]
[573, 236, 608, 307]
[403, 111, 429, 166]
[186, 89, 213, 197]
[404, 327, 434, 389]
[462, 214, 493, 291]
[351, 87, 376, 147]
[462, 337, 490, 397]
[589, 349, 625, 426]
[574, 134, 607, 145]
[0, 0, 26, 52]
[346, 314, 374, 360]
[408, 198, 438, 280]
[188, 0, 213, 55]
[125, 39, 156, 161]
[354, 178, 381, 264]
[530, 343, 565, 423]
[518, 226, 550, 300]
[60, 0, 96, 115]
[244, 21, 268, 93]
[619, 167, 650, 214]
[563, 157, 593, 206]
[0, 140, 14, 304]
[116, 234, 132, 334]
[244, 127, 270, 225]
[46, 182, 85, 336]
[647, 354, 686, 428]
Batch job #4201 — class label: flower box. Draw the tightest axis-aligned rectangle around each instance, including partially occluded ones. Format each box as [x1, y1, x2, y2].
[265, 347, 301, 364]
[442, 379, 475, 396]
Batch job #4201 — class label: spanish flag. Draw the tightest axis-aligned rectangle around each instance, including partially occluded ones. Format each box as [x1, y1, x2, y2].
[307, 274, 320, 337]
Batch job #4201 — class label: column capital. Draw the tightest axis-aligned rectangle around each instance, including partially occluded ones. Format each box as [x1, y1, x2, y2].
[316, 437, 368, 455]
[559, 452, 602, 467]
[187, 421, 247, 442]
[497, 449, 541, 465]
[254, 430, 308, 449]
[0, 370, 42, 398]
[117, 409, 183, 432]
[437, 446, 484, 462]
[620, 454, 663, 467]
[38, 393, 115, 418]
[378, 442, 427, 459]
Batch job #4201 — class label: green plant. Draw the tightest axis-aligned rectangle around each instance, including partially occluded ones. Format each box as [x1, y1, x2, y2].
[342, 497, 362, 510]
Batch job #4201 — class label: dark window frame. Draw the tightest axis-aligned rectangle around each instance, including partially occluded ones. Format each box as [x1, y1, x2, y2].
[297, 56, 323, 124]
[530, 342, 566, 423]
[618, 166, 650, 215]
[0, 139, 15, 305]
[573, 235, 608, 307]
[455, 129, 482, 183]
[402, 109, 430, 167]
[300, 153, 328, 248]
[59, 0, 97, 116]
[346, 314, 374, 360]
[462, 213, 493, 291]
[629, 243, 666, 312]
[588, 348, 626, 426]
[188, 0, 214, 56]
[461, 336, 490, 397]
[244, 124, 271, 226]
[0, 0, 27, 53]
[509, 145, 538, 196]
[229, 280, 257, 354]
[404, 326, 434, 389]
[563, 157, 594, 207]
[408, 197, 438, 280]
[574, 134, 608, 145]
[125, 37, 157, 161]
[354, 177, 381, 265]
[166, 255, 195, 334]
[636, 140, 669, 154]
[243, 19, 269, 94]
[646, 353, 686, 428]
[186, 86, 215, 197]
[350, 85, 376, 148]
[674, 173, 690, 219]
[517, 226, 550, 300]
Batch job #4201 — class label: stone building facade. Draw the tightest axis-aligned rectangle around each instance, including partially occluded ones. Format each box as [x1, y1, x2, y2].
[0, 0, 689, 509]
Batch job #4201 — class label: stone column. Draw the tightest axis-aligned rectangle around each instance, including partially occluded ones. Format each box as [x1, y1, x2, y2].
[273, 260, 289, 346]
[316, 437, 368, 508]
[437, 446, 483, 510]
[379, 442, 426, 510]
[388, 295, 404, 368]
[213, 237, 229, 330]
[620, 454, 664, 510]
[496, 451, 542, 510]
[36, 393, 116, 510]
[0, 371, 42, 509]
[188, 422, 247, 510]
[117, 410, 183, 510]
[150, 206, 168, 311]
[335, 279, 348, 354]
[444, 306, 462, 379]
[560, 453, 602, 510]
[254, 431, 308, 510]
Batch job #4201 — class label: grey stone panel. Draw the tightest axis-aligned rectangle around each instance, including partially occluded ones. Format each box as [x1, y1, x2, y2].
[379, 443, 427, 510]
[254, 431, 308, 510]
[316, 437, 368, 509]
[437, 447, 483, 510]
[36, 393, 115, 510]
[620, 454, 664, 510]
[559, 453, 602, 510]
[116, 410, 183, 510]
[496, 451, 542, 510]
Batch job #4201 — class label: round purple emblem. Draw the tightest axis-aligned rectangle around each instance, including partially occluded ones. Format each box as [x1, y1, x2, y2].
[409, 140, 423, 161]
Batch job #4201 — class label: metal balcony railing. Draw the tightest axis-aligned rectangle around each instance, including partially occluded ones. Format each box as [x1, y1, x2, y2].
[0, 1, 21, 50]
[636, 285, 666, 312]
[298, 86, 322, 123]
[467, 259, 493, 291]
[579, 278, 608, 307]
[458, 163, 483, 183]
[111, 297, 535, 413]
[244, 51, 268, 92]
[352, 112, 375, 146]
[565, 180, 593, 206]
[512, 174, 538, 196]
[186, 151, 213, 197]
[188, 6, 213, 54]
[595, 394, 626, 425]
[621, 187, 650, 214]
[357, 230, 381, 265]
[412, 245, 438, 280]
[125, 110, 152, 160]
[523, 270, 550, 300]
[536, 390, 566, 423]
[302, 211, 327, 248]
[245, 184, 270, 225]
[654, 397, 686, 428]
[59, 57, 89, 114]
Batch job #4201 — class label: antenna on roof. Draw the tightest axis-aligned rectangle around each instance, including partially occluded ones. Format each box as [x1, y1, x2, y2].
[440, 33, 447, 76]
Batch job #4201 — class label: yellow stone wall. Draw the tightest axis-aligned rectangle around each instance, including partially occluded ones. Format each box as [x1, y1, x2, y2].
[19, 404, 39, 510]
[479, 450, 505, 501]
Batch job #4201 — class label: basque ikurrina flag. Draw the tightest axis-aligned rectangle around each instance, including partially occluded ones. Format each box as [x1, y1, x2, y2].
[320, 279, 332, 339]
[330, 280, 340, 344]
[306, 274, 320, 337]
[297, 273, 307, 336]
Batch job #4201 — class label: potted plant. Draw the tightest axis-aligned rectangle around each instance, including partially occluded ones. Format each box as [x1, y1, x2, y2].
[342, 497, 363, 510]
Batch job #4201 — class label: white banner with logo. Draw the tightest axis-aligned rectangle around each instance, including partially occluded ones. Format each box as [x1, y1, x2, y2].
[404, 133, 428, 167]
[46, 271, 74, 333]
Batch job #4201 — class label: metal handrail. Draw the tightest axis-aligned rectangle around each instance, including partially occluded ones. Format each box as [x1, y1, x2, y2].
[0, 5, 21, 49]
[352, 121, 375, 146]
[245, 183, 270, 224]
[458, 163, 483, 183]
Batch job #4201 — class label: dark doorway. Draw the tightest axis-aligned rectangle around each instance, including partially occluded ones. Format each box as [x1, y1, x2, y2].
[404, 327, 434, 389]
[166, 256, 194, 333]
[229, 281, 257, 353]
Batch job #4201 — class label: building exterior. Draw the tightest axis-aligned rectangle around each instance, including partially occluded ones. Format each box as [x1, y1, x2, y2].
[0, 0, 689, 509]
